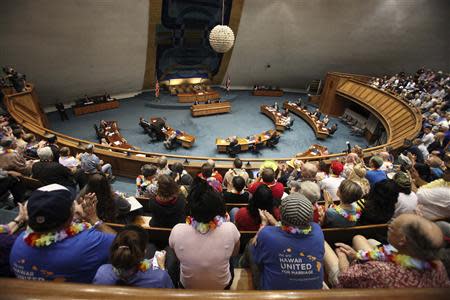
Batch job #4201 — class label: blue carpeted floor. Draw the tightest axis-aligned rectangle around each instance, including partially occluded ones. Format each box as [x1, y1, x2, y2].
[47, 89, 366, 160]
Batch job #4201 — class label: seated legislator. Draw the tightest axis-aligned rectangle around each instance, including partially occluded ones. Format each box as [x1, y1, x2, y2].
[9, 184, 115, 283]
[246, 193, 324, 290]
[164, 131, 178, 150]
[93, 225, 173, 288]
[324, 214, 450, 288]
[169, 181, 240, 289]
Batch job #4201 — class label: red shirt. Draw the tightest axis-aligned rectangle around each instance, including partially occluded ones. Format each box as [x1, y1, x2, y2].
[212, 171, 223, 183]
[235, 207, 281, 231]
[338, 260, 450, 288]
[248, 181, 284, 199]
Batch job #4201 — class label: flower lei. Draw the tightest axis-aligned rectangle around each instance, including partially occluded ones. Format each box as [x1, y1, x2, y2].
[186, 215, 227, 234]
[356, 244, 432, 270]
[113, 259, 152, 279]
[23, 222, 91, 247]
[0, 224, 12, 235]
[332, 203, 362, 222]
[280, 225, 312, 235]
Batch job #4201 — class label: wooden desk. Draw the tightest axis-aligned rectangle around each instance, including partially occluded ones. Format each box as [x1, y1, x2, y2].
[252, 89, 284, 97]
[296, 144, 328, 157]
[73, 100, 119, 116]
[101, 121, 134, 150]
[260, 105, 289, 132]
[216, 130, 276, 153]
[150, 117, 195, 148]
[178, 90, 220, 103]
[191, 101, 231, 117]
[283, 102, 329, 139]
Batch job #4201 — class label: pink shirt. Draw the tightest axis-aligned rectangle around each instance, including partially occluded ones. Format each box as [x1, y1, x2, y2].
[169, 222, 240, 289]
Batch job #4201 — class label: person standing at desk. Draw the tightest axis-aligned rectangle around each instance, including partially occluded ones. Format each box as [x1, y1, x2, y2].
[55, 102, 69, 121]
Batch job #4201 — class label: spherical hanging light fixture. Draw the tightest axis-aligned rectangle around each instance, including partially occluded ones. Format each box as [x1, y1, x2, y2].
[209, 0, 235, 53]
[209, 25, 235, 53]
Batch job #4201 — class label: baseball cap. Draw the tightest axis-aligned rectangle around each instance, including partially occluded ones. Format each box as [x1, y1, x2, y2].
[27, 184, 76, 232]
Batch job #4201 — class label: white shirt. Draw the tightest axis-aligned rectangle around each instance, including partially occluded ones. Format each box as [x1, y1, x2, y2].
[417, 144, 429, 159]
[421, 132, 434, 147]
[59, 156, 79, 168]
[319, 176, 344, 201]
[415, 179, 450, 220]
[393, 192, 418, 218]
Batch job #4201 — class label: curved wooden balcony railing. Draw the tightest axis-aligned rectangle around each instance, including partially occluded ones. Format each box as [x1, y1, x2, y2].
[1, 278, 448, 300]
[3, 73, 422, 178]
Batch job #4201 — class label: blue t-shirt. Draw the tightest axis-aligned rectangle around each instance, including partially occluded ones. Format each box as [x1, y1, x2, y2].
[10, 228, 114, 283]
[365, 169, 387, 187]
[93, 264, 174, 288]
[251, 223, 324, 290]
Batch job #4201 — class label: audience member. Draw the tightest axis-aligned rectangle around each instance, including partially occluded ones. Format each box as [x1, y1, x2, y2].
[319, 160, 344, 201]
[31, 147, 76, 189]
[93, 225, 173, 288]
[223, 158, 249, 191]
[170, 162, 193, 187]
[414, 153, 450, 220]
[0, 203, 27, 277]
[80, 174, 131, 224]
[148, 174, 185, 228]
[323, 180, 363, 228]
[197, 163, 222, 193]
[234, 184, 280, 231]
[247, 193, 324, 290]
[248, 167, 284, 200]
[0, 137, 32, 176]
[223, 176, 249, 204]
[359, 179, 399, 225]
[79, 144, 114, 180]
[392, 172, 417, 218]
[136, 164, 158, 198]
[10, 184, 115, 282]
[169, 181, 240, 289]
[365, 156, 387, 187]
[324, 214, 449, 288]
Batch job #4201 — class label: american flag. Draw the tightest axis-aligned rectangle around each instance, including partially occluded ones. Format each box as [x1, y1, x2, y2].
[155, 79, 160, 98]
[226, 75, 231, 92]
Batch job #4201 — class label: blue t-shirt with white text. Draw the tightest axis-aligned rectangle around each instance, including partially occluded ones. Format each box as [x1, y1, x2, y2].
[251, 223, 324, 290]
[10, 228, 114, 283]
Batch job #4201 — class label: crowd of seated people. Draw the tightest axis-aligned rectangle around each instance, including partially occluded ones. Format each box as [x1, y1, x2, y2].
[0, 67, 27, 93]
[1, 69, 450, 291]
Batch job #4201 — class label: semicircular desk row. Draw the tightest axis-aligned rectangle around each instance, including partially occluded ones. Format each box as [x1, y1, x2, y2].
[3, 74, 422, 178]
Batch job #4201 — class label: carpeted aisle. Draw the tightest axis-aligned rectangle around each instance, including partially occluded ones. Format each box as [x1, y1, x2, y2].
[47, 90, 367, 159]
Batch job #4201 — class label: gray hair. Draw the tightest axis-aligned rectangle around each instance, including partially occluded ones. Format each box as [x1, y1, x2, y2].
[301, 162, 318, 180]
[299, 181, 321, 204]
[37, 147, 53, 161]
[403, 221, 443, 261]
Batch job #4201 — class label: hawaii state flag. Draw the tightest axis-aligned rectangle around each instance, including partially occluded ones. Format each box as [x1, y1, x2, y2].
[226, 75, 231, 92]
[155, 79, 160, 98]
